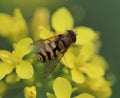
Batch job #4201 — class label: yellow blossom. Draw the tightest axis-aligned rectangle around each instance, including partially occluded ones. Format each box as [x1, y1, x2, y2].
[32, 7, 107, 84]
[70, 55, 106, 83]
[0, 62, 14, 80]
[0, 8, 28, 42]
[0, 7, 113, 98]
[0, 38, 34, 79]
[47, 77, 95, 98]
[31, 8, 50, 32]
[31, 8, 50, 40]
[77, 77, 112, 98]
[24, 86, 37, 98]
[75, 27, 98, 45]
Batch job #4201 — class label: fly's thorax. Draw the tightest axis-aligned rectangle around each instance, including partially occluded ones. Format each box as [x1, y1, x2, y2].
[67, 30, 76, 43]
[60, 30, 76, 48]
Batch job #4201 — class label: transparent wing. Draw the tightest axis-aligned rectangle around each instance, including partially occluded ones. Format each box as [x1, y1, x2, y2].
[31, 36, 58, 53]
[31, 39, 45, 53]
[43, 52, 65, 78]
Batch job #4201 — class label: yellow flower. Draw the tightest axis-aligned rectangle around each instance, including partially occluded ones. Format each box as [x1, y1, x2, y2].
[24, 86, 37, 98]
[68, 54, 106, 84]
[47, 77, 95, 98]
[0, 7, 114, 98]
[77, 77, 112, 98]
[31, 8, 51, 40]
[75, 27, 99, 45]
[47, 77, 72, 98]
[0, 8, 28, 42]
[31, 8, 50, 32]
[0, 38, 33, 80]
[33, 7, 106, 84]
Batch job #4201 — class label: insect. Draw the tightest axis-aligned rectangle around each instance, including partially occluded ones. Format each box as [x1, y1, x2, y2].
[32, 30, 76, 77]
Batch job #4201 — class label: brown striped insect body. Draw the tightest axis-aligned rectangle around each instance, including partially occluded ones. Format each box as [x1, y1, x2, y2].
[32, 30, 76, 77]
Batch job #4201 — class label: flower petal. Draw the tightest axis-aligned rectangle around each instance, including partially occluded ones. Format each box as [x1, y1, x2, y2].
[53, 77, 72, 98]
[52, 7, 74, 33]
[14, 38, 33, 59]
[75, 26, 98, 45]
[0, 50, 14, 64]
[92, 55, 108, 70]
[82, 64, 105, 78]
[61, 50, 76, 69]
[0, 63, 13, 80]
[79, 42, 95, 61]
[39, 28, 54, 39]
[0, 13, 12, 36]
[31, 8, 50, 33]
[71, 69, 85, 83]
[82, 78, 112, 98]
[74, 93, 95, 98]
[16, 61, 34, 79]
[10, 8, 28, 42]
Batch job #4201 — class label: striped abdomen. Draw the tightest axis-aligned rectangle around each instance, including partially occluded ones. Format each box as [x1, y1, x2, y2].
[37, 39, 66, 62]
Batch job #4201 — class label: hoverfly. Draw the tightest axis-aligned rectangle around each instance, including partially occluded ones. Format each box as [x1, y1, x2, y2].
[32, 30, 76, 77]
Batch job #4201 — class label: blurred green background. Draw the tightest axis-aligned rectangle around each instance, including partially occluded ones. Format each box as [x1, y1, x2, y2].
[0, 0, 120, 98]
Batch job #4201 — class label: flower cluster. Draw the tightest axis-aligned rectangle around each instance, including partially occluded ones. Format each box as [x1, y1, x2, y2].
[47, 77, 96, 98]
[0, 38, 33, 80]
[0, 7, 113, 98]
[31, 8, 107, 84]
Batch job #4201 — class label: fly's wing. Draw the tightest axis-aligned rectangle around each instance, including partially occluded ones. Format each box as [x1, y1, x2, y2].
[31, 39, 45, 53]
[43, 52, 65, 78]
[31, 36, 58, 53]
